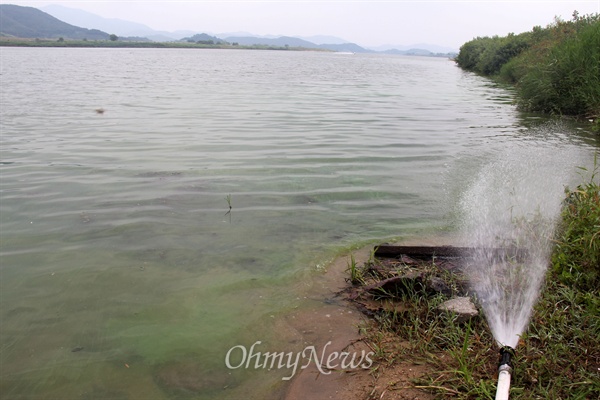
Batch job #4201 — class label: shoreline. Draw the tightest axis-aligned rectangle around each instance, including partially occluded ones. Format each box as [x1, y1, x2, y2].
[282, 245, 372, 400]
[283, 236, 461, 400]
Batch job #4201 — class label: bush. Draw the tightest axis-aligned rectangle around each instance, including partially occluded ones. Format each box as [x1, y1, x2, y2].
[456, 33, 530, 75]
[517, 18, 600, 116]
[476, 33, 531, 75]
[455, 36, 492, 71]
[457, 12, 600, 118]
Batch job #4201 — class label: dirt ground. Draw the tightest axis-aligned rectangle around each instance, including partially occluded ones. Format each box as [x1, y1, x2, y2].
[282, 245, 437, 400]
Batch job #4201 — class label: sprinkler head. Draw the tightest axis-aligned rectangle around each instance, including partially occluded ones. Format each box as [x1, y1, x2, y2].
[498, 346, 515, 369]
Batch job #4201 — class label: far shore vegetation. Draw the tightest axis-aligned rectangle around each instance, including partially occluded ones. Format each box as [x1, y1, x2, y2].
[455, 11, 600, 129]
[0, 36, 328, 52]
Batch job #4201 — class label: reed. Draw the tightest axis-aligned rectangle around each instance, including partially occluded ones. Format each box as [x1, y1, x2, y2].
[457, 12, 600, 119]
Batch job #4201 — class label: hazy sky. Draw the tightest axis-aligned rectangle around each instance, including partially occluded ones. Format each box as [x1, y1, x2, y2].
[3, 1, 600, 49]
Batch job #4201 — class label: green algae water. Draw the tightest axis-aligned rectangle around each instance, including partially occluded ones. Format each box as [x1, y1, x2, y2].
[1, 48, 597, 399]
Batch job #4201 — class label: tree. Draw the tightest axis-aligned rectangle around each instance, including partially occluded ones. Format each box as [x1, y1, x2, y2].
[109, 34, 118, 41]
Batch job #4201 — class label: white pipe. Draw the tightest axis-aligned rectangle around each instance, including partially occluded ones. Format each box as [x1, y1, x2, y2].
[495, 364, 512, 400]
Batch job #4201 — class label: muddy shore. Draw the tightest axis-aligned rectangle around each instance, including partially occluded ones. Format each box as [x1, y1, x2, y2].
[282, 238, 455, 400]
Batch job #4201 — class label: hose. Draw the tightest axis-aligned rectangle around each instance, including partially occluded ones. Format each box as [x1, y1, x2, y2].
[495, 346, 514, 400]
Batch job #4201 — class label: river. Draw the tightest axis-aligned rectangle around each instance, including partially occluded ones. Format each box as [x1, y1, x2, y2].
[0, 47, 597, 399]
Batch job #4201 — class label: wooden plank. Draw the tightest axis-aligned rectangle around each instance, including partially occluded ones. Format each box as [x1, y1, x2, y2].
[374, 245, 528, 260]
[374, 245, 469, 259]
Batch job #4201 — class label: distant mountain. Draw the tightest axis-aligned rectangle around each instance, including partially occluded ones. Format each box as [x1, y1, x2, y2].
[318, 43, 371, 53]
[0, 4, 109, 40]
[223, 35, 318, 48]
[222, 35, 372, 52]
[41, 4, 195, 41]
[4, 3, 455, 56]
[216, 32, 280, 40]
[214, 31, 255, 39]
[299, 35, 349, 45]
[180, 33, 227, 44]
[41, 4, 154, 37]
[368, 43, 458, 54]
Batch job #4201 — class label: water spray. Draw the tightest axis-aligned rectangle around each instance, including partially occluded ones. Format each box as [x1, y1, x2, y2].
[458, 150, 567, 400]
[495, 346, 514, 400]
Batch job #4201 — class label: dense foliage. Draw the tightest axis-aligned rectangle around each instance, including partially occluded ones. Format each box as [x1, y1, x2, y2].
[456, 11, 600, 119]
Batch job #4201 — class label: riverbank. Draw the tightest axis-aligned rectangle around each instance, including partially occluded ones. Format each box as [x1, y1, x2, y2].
[284, 238, 457, 400]
[455, 12, 600, 128]
[291, 169, 599, 399]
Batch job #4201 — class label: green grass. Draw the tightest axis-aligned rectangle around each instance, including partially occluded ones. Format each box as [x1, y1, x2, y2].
[552, 157, 600, 292]
[350, 163, 599, 398]
[346, 253, 365, 285]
